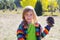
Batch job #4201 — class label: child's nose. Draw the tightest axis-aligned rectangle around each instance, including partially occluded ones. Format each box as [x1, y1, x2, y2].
[28, 15, 32, 17]
[28, 16, 31, 19]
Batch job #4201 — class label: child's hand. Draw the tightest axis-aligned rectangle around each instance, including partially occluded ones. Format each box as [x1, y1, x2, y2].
[47, 17, 55, 27]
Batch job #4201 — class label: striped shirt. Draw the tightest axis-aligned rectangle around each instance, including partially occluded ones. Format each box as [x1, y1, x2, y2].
[17, 21, 51, 40]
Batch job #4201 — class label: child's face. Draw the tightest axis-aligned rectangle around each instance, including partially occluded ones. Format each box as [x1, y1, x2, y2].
[24, 11, 34, 23]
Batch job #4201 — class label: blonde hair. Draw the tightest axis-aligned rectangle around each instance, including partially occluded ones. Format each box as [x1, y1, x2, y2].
[22, 6, 38, 24]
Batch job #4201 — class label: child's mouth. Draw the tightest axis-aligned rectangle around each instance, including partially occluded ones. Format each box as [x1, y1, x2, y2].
[27, 18, 31, 20]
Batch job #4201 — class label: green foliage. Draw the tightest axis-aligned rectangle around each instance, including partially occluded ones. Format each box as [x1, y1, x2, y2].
[0, 0, 17, 10]
[0, 2, 3, 9]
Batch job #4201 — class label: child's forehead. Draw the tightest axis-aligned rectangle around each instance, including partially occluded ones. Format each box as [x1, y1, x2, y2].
[24, 11, 34, 14]
[24, 9, 33, 12]
[27, 11, 33, 13]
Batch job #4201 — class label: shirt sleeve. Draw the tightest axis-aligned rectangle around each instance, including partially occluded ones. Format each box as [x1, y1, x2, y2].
[40, 25, 51, 38]
[17, 22, 25, 40]
[35, 23, 41, 40]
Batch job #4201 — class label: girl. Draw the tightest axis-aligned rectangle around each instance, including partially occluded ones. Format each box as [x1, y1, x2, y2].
[17, 6, 54, 40]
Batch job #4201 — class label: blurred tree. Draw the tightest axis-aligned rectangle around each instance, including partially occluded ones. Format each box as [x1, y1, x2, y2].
[0, 1, 3, 9]
[0, 0, 16, 10]
[48, 0, 58, 15]
[40, 0, 49, 11]
[57, 0, 60, 11]
[6, 0, 16, 10]
[20, 0, 37, 8]
[8, 0, 16, 10]
[14, 0, 22, 7]
[20, 0, 43, 16]
[58, 0, 60, 7]
[2, 0, 7, 10]
[35, 0, 43, 16]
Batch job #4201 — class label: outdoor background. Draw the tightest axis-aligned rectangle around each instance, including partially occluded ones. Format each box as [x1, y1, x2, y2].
[0, 0, 60, 40]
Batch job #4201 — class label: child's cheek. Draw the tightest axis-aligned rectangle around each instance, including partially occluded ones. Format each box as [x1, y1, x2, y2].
[24, 17, 30, 22]
[24, 15, 33, 23]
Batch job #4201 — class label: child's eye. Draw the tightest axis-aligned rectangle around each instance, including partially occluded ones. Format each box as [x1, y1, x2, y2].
[26, 14, 28, 16]
[30, 14, 32, 16]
